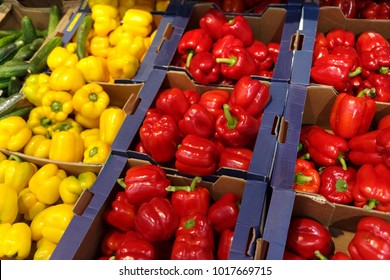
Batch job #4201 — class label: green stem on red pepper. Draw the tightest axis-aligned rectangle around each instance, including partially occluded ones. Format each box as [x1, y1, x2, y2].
[216, 56, 237, 67]
[165, 176, 202, 193]
[294, 173, 313, 185]
[363, 198, 379, 211]
[222, 104, 238, 130]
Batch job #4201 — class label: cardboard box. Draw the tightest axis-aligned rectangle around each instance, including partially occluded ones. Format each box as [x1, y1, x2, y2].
[165, 2, 298, 83]
[51, 154, 260, 260]
[111, 67, 285, 181]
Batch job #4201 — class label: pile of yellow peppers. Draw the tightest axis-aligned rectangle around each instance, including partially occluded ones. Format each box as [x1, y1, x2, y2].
[0, 152, 97, 259]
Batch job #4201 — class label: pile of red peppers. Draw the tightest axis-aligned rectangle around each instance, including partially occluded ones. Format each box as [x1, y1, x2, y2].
[320, 0, 390, 19]
[175, 7, 280, 84]
[136, 75, 270, 176]
[311, 28, 390, 101]
[201, 0, 288, 14]
[100, 165, 241, 260]
[284, 216, 390, 260]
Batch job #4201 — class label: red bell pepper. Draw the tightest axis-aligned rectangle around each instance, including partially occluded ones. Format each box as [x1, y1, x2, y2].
[208, 192, 240, 233]
[166, 176, 211, 217]
[331, 0, 357, 18]
[198, 89, 230, 119]
[310, 54, 362, 93]
[212, 34, 245, 58]
[183, 89, 200, 106]
[100, 228, 126, 257]
[188, 52, 221, 85]
[103, 191, 137, 232]
[216, 47, 257, 80]
[139, 109, 182, 163]
[135, 197, 179, 243]
[325, 28, 355, 51]
[118, 165, 170, 206]
[175, 134, 219, 176]
[155, 88, 190, 123]
[218, 147, 253, 171]
[245, 40, 273, 73]
[359, 45, 390, 75]
[283, 250, 306, 260]
[319, 165, 356, 204]
[300, 125, 349, 167]
[358, 74, 390, 102]
[176, 213, 215, 250]
[177, 28, 213, 68]
[217, 229, 234, 260]
[377, 114, 390, 130]
[199, 8, 228, 40]
[356, 31, 390, 55]
[178, 103, 215, 139]
[253, 0, 285, 14]
[215, 104, 260, 148]
[329, 91, 376, 139]
[331, 45, 360, 72]
[352, 163, 390, 211]
[348, 216, 390, 260]
[267, 42, 280, 65]
[222, 0, 246, 13]
[221, 15, 254, 47]
[313, 32, 330, 64]
[229, 75, 270, 119]
[115, 231, 156, 260]
[376, 127, 390, 167]
[285, 217, 332, 260]
[360, 1, 390, 19]
[330, 251, 352, 260]
[348, 130, 383, 166]
[293, 158, 321, 194]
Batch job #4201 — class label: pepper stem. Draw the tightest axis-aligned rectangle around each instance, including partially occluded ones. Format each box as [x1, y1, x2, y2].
[357, 87, 376, 99]
[216, 56, 237, 67]
[183, 218, 196, 230]
[89, 92, 98, 102]
[165, 176, 202, 192]
[117, 178, 126, 189]
[314, 250, 328, 260]
[8, 154, 22, 162]
[294, 173, 313, 184]
[379, 66, 389, 75]
[363, 199, 379, 211]
[89, 146, 99, 158]
[186, 50, 195, 68]
[222, 104, 238, 130]
[335, 179, 348, 193]
[300, 152, 311, 160]
[348, 67, 362, 78]
[338, 153, 347, 171]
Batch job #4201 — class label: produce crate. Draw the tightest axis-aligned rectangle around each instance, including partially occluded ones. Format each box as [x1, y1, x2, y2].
[110, 67, 286, 181]
[163, 2, 301, 84]
[51, 154, 267, 260]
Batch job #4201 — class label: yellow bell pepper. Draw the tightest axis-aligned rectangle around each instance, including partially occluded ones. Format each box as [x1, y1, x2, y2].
[18, 187, 47, 221]
[108, 25, 133, 47]
[76, 56, 110, 83]
[118, 0, 135, 18]
[0, 151, 6, 162]
[72, 83, 110, 119]
[48, 118, 83, 136]
[47, 46, 79, 72]
[22, 73, 51, 107]
[0, 183, 18, 224]
[49, 131, 84, 162]
[110, 35, 146, 62]
[156, 0, 170, 12]
[49, 65, 86, 94]
[0, 154, 37, 193]
[59, 171, 97, 204]
[122, 9, 153, 37]
[34, 237, 57, 260]
[29, 163, 67, 205]
[107, 53, 140, 80]
[30, 203, 74, 244]
[23, 135, 52, 159]
[89, 35, 111, 58]
[91, 4, 120, 37]
[41, 90, 74, 122]
[75, 112, 100, 129]
[80, 128, 100, 150]
[0, 116, 32, 152]
[0, 222, 31, 260]
[99, 106, 126, 145]
[88, 0, 118, 9]
[65, 42, 77, 53]
[27, 106, 54, 137]
[83, 140, 111, 164]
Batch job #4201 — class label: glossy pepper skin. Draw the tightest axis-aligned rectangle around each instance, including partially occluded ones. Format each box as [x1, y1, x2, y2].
[175, 134, 219, 176]
[155, 88, 190, 123]
[116, 234, 156, 260]
[228, 75, 270, 118]
[217, 229, 234, 260]
[330, 91, 376, 139]
[135, 197, 179, 243]
[0, 222, 31, 260]
[76, 56, 110, 83]
[99, 106, 126, 146]
[83, 140, 111, 164]
[100, 228, 126, 257]
[360, 1, 390, 19]
[171, 214, 215, 260]
[199, 8, 228, 40]
[300, 125, 349, 167]
[33, 238, 57, 260]
[218, 147, 253, 171]
[215, 104, 259, 148]
[348, 216, 390, 260]
[355, 31, 390, 55]
[347, 130, 383, 166]
[198, 89, 230, 119]
[208, 192, 240, 233]
[352, 163, 390, 212]
[178, 103, 215, 139]
[59, 171, 97, 204]
[23, 73, 51, 107]
[246, 40, 274, 73]
[216, 47, 257, 80]
[212, 34, 244, 58]
[18, 187, 47, 221]
[177, 28, 213, 68]
[139, 109, 181, 163]
[166, 176, 210, 217]
[358, 74, 390, 103]
[376, 127, 390, 167]
[331, 0, 357, 18]
[0, 116, 32, 152]
[325, 28, 355, 51]
[293, 158, 321, 194]
[359, 45, 390, 75]
[188, 52, 221, 85]
[221, 15, 254, 47]
[49, 65, 86, 94]
[103, 191, 137, 232]
[0, 183, 18, 224]
[319, 165, 356, 204]
[286, 217, 332, 260]
[122, 8, 153, 37]
[49, 130, 84, 162]
[72, 83, 110, 119]
[119, 164, 170, 206]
